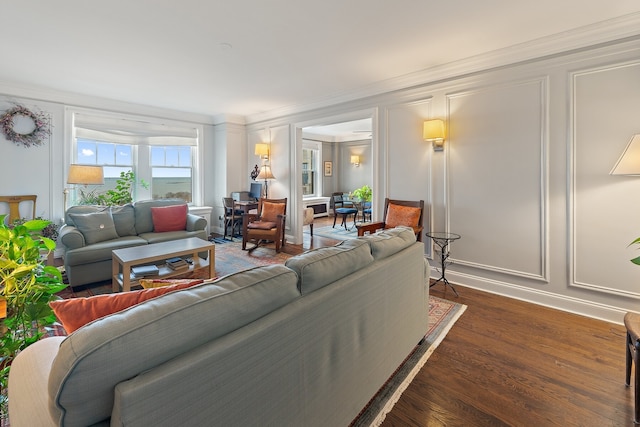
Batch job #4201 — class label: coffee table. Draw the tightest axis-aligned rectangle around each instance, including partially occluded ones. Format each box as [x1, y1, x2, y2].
[112, 237, 215, 292]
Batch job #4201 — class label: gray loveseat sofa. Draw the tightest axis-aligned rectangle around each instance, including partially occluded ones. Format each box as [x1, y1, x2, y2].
[9, 227, 429, 427]
[59, 199, 208, 288]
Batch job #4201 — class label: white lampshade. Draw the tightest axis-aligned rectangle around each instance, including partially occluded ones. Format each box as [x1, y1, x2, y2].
[611, 135, 640, 175]
[257, 165, 275, 180]
[67, 165, 104, 185]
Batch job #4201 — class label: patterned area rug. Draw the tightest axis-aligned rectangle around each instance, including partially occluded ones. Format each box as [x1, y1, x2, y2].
[312, 224, 358, 241]
[350, 295, 467, 427]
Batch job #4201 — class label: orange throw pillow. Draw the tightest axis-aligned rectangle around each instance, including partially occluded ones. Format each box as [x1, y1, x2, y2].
[385, 204, 421, 229]
[261, 202, 285, 223]
[50, 279, 204, 333]
[151, 204, 188, 232]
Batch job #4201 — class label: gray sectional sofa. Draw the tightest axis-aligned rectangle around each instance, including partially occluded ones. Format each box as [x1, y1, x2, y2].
[59, 199, 208, 287]
[9, 227, 429, 427]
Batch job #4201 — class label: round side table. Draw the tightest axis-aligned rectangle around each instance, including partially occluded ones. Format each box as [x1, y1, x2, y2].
[425, 231, 461, 296]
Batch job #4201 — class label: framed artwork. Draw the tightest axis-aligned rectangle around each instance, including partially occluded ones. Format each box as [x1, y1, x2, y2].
[324, 161, 333, 176]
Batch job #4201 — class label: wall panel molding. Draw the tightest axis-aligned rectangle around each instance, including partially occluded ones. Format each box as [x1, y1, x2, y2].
[444, 77, 549, 281]
[570, 60, 640, 298]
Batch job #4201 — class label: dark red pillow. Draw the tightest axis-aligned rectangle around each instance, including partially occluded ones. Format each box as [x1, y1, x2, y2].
[151, 204, 188, 232]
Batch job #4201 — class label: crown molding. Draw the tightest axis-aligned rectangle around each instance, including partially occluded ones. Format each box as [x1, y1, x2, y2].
[0, 80, 215, 125]
[246, 12, 640, 124]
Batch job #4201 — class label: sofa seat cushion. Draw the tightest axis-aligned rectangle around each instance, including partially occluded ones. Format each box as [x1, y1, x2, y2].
[139, 230, 208, 245]
[47, 264, 300, 427]
[358, 226, 417, 260]
[285, 239, 374, 294]
[64, 236, 147, 266]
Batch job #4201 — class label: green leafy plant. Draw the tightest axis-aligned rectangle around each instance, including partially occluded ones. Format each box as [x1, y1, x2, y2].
[630, 237, 640, 265]
[0, 215, 66, 417]
[352, 184, 372, 202]
[78, 170, 149, 206]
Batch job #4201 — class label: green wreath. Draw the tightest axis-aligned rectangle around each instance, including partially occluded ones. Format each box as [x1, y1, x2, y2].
[0, 105, 51, 147]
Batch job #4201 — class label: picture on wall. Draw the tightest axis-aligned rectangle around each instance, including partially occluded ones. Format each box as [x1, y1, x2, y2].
[324, 161, 332, 176]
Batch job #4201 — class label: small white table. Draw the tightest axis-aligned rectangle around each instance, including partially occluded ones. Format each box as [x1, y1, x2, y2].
[112, 237, 215, 292]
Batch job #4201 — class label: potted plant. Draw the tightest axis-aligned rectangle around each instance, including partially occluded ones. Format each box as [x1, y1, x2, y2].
[352, 184, 372, 202]
[78, 170, 149, 206]
[0, 215, 66, 420]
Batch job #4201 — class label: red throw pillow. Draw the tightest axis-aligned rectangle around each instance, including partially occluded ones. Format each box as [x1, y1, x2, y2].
[385, 204, 421, 228]
[49, 279, 204, 333]
[151, 204, 188, 232]
[261, 202, 285, 223]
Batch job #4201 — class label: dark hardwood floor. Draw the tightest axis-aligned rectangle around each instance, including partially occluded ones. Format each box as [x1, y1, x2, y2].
[294, 216, 634, 425]
[383, 285, 631, 427]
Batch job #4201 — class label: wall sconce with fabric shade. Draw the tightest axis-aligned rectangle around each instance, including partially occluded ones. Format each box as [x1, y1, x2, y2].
[350, 155, 360, 167]
[611, 135, 640, 175]
[257, 164, 276, 198]
[255, 143, 270, 161]
[423, 119, 446, 151]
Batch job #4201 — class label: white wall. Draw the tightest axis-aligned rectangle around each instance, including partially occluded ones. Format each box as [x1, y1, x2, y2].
[245, 37, 640, 323]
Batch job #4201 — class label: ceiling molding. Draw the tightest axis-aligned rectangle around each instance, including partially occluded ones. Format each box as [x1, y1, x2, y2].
[246, 12, 640, 125]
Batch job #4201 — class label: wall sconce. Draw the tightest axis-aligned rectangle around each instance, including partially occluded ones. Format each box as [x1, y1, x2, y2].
[350, 155, 360, 167]
[255, 143, 270, 162]
[611, 135, 640, 175]
[423, 119, 445, 151]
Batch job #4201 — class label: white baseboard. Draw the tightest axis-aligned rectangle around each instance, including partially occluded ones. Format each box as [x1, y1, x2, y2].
[441, 271, 626, 325]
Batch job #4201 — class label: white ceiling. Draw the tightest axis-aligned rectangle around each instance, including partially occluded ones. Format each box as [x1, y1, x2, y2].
[2, 1, 640, 120]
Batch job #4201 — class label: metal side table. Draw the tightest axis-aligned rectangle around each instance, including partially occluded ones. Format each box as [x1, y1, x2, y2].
[425, 231, 461, 296]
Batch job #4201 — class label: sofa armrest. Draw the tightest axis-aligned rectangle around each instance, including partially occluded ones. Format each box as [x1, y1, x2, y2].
[58, 224, 86, 250]
[9, 336, 66, 427]
[186, 213, 207, 232]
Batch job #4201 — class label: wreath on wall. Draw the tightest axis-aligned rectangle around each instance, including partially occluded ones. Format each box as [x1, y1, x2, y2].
[0, 104, 51, 147]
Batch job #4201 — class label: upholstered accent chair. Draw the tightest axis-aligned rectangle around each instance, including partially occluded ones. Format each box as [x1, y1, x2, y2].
[303, 207, 314, 236]
[356, 198, 424, 242]
[242, 197, 287, 252]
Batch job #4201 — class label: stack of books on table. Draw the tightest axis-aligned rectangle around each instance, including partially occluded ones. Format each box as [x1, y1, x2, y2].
[166, 257, 189, 271]
[131, 264, 159, 277]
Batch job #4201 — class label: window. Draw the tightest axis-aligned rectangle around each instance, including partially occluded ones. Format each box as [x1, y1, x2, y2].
[151, 146, 193, 202]
[302, 142, 320, 197]
[70, 110, 201, 205]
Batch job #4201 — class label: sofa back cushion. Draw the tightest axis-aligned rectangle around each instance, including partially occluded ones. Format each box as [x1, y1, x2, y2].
[357, 226, 417, 260]
[110, 204, 136, 236]
[48, 264, 300, 427]
[133, 199, 186, 234]
[285, 239, 373, 295]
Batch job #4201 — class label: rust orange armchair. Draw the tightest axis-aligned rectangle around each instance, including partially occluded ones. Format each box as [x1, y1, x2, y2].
[242, 198, 287, 252]
[356, 198, 424, 242]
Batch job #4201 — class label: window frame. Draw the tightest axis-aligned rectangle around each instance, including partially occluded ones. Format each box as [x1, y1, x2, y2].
[67, 107, 204, 205]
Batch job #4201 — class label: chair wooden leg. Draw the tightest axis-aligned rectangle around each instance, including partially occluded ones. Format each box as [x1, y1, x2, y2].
[333, 214, 338, 228]
[627, 332, 633, 386]
[310, 223, 313, 236]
